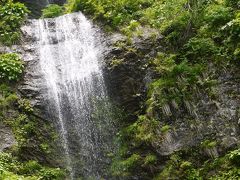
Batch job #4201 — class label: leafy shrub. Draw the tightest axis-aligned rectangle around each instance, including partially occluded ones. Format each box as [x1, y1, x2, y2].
[205, 4, 233, 28]
[184, 37, 218, 62]
[162, 11, 191, 47]
[0, 53, 24, 81]
[234, 47, 240, 60]
[222, 13, 240, 44]
[0, 0, 29, 45]
[0, 93, 18, 110]
[0, 84, 12, 97]
[225, 0, 240, 8]
[148, 53, 202, 116]
[20, 160, 42, 175]
[42, 4, 64, 18]
[144, 154, 157, 166]
[38, 167, 65, 179]
[0, 152, 65, 179]
[18, 99, 34, 113]
[111, 153, 141, 176]
[229, 149, 240, 166]
[8, 114, 36, 147]
[65, 0, 154, 29]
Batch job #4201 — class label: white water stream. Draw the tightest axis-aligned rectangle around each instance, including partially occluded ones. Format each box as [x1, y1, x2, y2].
[23, 13, 115, 179]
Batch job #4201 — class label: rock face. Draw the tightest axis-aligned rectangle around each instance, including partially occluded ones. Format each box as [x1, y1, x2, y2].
[0, 123, 16, 152]
[6, 10, 239, 177]
[103, 30, 163, 119]
[18, 0, 66, 18]
[149, 65, 240, 157]
[103, 31, 240, 159]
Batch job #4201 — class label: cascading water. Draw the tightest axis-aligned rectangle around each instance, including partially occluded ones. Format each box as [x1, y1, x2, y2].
[22, 13, 116, 179]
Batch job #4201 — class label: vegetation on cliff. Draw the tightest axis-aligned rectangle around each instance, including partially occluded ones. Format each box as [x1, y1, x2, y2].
[1, 0, 240, 179]
[0, 0, 29, 45]
[42, 4, 64, 18]
[0, 1, 66, 179]
[65, 0, 240, 179]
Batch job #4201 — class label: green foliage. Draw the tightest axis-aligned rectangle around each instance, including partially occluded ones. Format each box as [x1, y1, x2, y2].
[121, 20, 142, 39]
[65, 0, 150, 29]
[225, 0, 240, 8]
[144, 154, 157, 166]
[110, 114, 160, 178]
[0, 152, 65, 179]
[0, 53, 24, 81]
[0, 82, 65, 178]
[147, 53, 203, 117]
[154, 148, 240, 180]
[109, 58, 124, 69]
[0, 93, 18, 110]
[161, 125, 171, 133]
[0, 80, 64, 178]
[0, 82, 58, 173]
[184, 37, 219, 62]
[210, 167, 240, 180]
[154, 154, 201, 180]
[18, 99, 34, 113]
[0, 0, 29, 45]
[142, 0, 188, 28]
[204, 4, 233, 28]
[7, 114, 35, 147]
[222, 12, 240, 45]
[42, 4, 64, 18]
[201, 140, 217, 148]
[111, 153, 141, 177]
[65, 0, 189, 32]
[228, 149, 240, 166]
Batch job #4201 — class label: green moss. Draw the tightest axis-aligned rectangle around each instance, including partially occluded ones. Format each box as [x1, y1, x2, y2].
[201, 140, 217, 149]
[144, 154, 157, 166]
[160, 125, 171, 133]
[109, 58, 124, 69]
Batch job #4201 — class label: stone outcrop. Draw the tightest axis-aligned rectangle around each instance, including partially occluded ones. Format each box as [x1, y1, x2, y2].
[0, 123, 16, 152]
[103, 31, 240, 159]
[148, 65, 240, 157]
[103, 30, 163, 119]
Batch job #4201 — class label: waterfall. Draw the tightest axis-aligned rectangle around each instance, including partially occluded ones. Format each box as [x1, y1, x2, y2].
[23, 13, 116, 179]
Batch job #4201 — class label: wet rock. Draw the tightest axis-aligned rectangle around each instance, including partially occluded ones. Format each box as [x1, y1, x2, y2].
[154, 131, 181, 156]
[0, 123, 16, 152]
[151, 65, 240, 157]
[103, 28, 240, 159]
[103, 30, 163, 118]
[221, 136, 238, 150]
